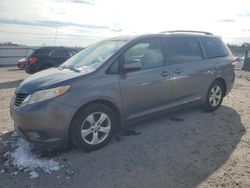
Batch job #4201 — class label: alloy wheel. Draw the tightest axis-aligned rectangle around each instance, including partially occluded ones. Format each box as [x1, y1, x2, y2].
[209, 85, 222, 107]
[80, 112, 111, 145]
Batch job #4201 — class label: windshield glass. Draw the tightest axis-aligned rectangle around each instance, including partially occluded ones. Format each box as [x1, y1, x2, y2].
[61, 39, 127, 72]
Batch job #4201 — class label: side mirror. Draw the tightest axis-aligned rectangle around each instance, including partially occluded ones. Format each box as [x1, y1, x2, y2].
[123, 59, 142, 72]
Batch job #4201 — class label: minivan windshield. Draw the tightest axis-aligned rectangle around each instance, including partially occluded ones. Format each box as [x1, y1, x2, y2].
[60, 39, 127, 72]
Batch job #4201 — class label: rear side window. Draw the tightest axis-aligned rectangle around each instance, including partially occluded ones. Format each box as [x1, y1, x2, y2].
[68, 49, 80, 57]
[50, 49, 69, 57]
[34, 48, 54, 56]
[165, 37, 203, 63]
[201, 37, 227, 59]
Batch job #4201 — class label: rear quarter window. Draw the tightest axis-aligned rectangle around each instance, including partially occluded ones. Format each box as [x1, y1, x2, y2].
[27, 49, 35, 57]
[201, 37, 228, 59]
[164, 37, 203, 63]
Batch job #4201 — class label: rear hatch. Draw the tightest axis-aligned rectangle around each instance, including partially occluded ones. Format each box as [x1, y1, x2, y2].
[26, 49, 35, 66]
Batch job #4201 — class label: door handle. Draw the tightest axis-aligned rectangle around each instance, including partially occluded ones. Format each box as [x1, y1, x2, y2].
[160, 71, 170, 77]
[174, 69, 182, 74]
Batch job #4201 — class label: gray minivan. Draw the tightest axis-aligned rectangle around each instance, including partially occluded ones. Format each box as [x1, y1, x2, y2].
[10, 31, 235, 151]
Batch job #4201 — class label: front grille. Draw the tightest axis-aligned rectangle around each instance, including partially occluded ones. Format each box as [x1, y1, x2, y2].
[13, 93, 29, 107]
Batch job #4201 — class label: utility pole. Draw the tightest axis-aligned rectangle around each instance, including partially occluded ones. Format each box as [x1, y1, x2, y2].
[54, 27, 58, 46]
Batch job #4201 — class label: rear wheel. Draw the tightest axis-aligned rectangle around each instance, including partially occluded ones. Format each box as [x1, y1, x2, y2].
[70, 103, 117, 151]
[203, 81, 225, 112]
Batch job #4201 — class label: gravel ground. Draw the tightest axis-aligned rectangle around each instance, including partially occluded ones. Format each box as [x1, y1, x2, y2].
[0, 66, 250, 188]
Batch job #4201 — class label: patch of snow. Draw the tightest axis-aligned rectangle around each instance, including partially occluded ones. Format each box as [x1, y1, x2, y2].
[7, 138, 61, 174]
[29, 171, 39, 179]
[2, 130, 8, 134]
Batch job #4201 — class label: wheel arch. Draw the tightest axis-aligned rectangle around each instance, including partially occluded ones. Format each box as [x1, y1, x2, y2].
[68, 99, 123, 144]
[213, 77, 227, 96]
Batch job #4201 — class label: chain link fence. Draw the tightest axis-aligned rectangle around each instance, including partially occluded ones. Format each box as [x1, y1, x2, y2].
[0, 47, 35, 66]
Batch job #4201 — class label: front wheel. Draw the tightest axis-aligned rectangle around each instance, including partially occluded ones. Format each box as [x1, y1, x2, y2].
[203, 81, 224, 112]
[70, 103, 117, 151]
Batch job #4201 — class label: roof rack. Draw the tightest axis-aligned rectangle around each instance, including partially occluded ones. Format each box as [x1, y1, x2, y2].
[160, 30, 213, 35]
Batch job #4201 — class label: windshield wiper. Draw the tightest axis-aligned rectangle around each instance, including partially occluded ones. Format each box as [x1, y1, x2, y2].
[59, 66, 80, 72]
[67, 67, 81, 72]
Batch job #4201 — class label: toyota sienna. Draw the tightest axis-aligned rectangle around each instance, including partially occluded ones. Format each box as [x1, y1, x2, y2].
[10, 31, 235, 151]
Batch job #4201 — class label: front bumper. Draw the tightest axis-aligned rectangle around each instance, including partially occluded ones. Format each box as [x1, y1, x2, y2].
[10, 100, 77, 149]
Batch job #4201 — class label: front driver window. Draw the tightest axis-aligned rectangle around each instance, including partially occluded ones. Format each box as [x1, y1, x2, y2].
[124, 38, 164, 70]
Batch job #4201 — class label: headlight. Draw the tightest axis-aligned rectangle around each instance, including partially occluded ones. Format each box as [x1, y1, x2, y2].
[21, 85, 70, 107]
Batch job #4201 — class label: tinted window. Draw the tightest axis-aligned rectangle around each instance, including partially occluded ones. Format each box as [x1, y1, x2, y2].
[68, 49, 80, 57]
[165, 37, 203, 63]
[27, 49, 35, 57]
[124, 38, 164, 70]
[34, 48, 53, 56]
[51, 49, 69, 57]
[201, 37, 227, 59]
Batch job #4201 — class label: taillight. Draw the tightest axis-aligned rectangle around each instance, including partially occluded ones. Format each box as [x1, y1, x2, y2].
[231, 57, 237, 65]
[29, 57, 37, 65]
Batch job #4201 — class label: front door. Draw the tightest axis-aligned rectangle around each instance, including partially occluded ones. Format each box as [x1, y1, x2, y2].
[119, 37, 173, 120]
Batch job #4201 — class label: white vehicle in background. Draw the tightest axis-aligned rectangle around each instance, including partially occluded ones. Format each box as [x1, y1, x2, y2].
[234, 56, 244, 70]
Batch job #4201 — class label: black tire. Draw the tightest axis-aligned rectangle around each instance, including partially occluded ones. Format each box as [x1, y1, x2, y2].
[70, 103, 117, 151]
[203, 81, 225, 112]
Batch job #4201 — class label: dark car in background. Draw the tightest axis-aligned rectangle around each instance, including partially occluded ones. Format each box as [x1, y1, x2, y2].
[25, 46, 82, 74]
[17, 49, 35, 69]
[243, 49, 250, 71]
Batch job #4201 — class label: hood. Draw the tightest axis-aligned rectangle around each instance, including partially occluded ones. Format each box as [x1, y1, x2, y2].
[16, 67, 92, 94]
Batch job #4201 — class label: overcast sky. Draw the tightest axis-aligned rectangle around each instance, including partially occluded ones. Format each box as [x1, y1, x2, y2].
[0, 0, 250, 46]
